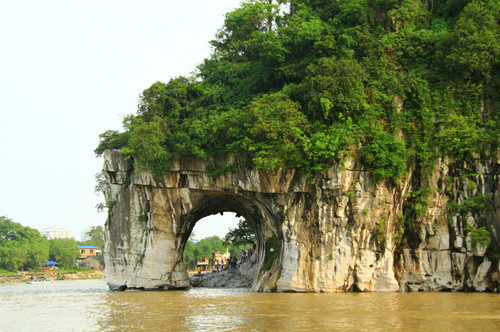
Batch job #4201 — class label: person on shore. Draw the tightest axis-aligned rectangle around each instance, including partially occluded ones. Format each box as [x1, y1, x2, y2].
[241, 250, 246, 263]
[216, 260, 220, 272]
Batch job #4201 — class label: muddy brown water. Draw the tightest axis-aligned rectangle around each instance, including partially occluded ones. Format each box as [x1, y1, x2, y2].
[1, 279, 498, 331]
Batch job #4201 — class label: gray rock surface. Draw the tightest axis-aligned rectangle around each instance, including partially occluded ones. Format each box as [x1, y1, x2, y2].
[190, 252, 257, 288]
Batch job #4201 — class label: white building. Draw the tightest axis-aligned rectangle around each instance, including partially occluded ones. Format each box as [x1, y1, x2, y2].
[81, 228, 92, 242]
[41, 225, 72, 240]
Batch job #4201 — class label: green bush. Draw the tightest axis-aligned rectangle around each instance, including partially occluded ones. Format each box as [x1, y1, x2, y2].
[449, 193, 494, 214]
[374, 214, 387, 242]
[465, 225, 491, 247]
[362, 131, 408, 183]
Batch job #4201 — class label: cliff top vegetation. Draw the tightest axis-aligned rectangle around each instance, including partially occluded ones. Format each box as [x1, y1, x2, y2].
[96, 0, 499, 184]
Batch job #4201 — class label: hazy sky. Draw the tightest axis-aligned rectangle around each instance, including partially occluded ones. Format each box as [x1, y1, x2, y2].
[0, 0, 243, 240]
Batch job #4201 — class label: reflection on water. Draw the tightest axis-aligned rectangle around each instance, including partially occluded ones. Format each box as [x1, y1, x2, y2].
[1, 279, 499, 331]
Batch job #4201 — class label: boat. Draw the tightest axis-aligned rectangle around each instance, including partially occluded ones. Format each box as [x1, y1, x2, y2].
[25, 277, 53, 284]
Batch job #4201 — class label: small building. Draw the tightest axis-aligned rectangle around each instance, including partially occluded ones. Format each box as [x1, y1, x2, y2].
[196, 257, 211, 274]
[77, 256, 102, 270]
[78, 245, 101, 258]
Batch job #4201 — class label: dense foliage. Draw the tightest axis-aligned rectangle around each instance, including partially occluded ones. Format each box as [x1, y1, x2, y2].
[0, 216, 49, 271]
[96, 0, 499, 184]
[0, 216, 100, 272]
[224, 219, 256, 247]
[183, 236, 229, 270]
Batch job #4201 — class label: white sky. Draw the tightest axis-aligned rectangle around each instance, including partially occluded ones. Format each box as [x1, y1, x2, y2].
[0, 0, 242, 241]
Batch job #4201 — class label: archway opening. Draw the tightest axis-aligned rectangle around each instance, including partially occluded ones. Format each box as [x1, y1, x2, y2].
[178, 192, 282, 290]
[182, 212, 256, 275]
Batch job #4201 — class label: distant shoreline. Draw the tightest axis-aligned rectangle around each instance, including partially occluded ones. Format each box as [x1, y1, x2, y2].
[0, 270, 103, 283]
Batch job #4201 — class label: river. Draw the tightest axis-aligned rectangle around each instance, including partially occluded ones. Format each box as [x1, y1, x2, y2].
[0, 279, 498, 331]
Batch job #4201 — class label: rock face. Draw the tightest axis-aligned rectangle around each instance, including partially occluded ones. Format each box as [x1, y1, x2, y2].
[101, 150, 499, 292]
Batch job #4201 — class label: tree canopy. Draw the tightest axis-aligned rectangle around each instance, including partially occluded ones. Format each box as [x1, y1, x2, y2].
[224, 219, 255, 247]
[0, 216, 49, 271]
[96, 0, 499, 185]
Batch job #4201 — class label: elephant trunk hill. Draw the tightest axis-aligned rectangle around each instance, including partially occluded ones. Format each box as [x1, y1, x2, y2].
[96, 0, 500, 292]
[101, 150, 499, 292]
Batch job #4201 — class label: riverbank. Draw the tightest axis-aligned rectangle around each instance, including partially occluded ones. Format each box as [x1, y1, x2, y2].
[0, 270, 103, 283]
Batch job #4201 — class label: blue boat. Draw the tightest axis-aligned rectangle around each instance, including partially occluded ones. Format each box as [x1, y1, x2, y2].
[25, 277, 53, 284]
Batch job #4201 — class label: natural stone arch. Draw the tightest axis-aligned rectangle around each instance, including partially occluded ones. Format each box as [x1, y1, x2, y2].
[101, 150, 292, 291]
[101, 150, 500, 292]
[179, 192, 282, 289]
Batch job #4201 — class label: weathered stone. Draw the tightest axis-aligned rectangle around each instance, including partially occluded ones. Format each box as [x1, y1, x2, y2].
[473, 258, 492, 291]
[190, 254, 257, 288]
[101, 150, 499, 292]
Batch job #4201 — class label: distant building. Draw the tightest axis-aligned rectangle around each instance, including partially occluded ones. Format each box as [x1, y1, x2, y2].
[196, 257, 211, 274]
[41, 225, 72, 239]
[77, 256, 102, 270]
[81, 228, 92, 242]
[78, 245, 101, 258]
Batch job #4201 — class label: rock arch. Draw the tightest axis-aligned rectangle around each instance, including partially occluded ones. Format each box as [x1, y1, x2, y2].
[180, 192, 284, 289]
[102, 150, 293, 291]
[101, 150, 499, 292]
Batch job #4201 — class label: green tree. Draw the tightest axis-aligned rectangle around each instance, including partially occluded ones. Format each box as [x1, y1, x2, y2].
[437, 113, 484, 160]
[0, 246, 27, 272]
[361, 130, 408, 183]
[243, 93, 310, 170]
[94, 130, 130, 156]
[442, 0, 500, 79]
[0, 216, 49, 271]
[48, 238, 80, 269]
[224, 219, 255, 247]
[26, 240, 50, 271]
[122, 116, 171, 177]
[182, 235, 229, 270]
[300, 57, 367, 123]
[183, 240, 196, 269]
[84, 226, 104, 249]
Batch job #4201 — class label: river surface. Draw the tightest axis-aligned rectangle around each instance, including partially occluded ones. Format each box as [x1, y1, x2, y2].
[0, 279, 499, 331]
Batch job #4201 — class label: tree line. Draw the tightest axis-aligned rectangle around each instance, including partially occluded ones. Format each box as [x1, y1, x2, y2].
[0, 214, 254, 273]
[0, 216, 104, 272]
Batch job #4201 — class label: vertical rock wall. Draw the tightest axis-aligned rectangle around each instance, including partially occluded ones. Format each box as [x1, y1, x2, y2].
[395, 154, 500, 291]
[101, 149, 499, 292]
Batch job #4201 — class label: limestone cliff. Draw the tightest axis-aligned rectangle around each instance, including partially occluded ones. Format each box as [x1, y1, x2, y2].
[101, 149, 499, 292]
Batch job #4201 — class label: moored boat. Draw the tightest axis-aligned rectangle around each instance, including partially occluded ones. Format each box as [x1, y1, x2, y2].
[25, 277, 53, 284]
